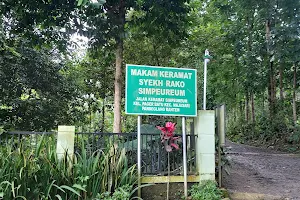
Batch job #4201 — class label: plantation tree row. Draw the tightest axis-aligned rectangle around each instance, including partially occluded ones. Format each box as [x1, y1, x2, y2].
[0, 0, 299, 145]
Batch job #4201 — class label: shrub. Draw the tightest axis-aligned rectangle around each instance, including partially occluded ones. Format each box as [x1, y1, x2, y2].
[0, 135, 137, 199]
[189, 181, 222, 200]
[96, 184, 132, 200]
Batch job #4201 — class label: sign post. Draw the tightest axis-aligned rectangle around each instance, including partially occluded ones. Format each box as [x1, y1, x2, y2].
[137, 115, 141, 197]
[182, 117, 188, 198]
[125, 64, 197, 199]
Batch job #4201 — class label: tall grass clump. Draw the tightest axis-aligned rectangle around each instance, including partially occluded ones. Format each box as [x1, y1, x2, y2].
[0, 135, 137, 199]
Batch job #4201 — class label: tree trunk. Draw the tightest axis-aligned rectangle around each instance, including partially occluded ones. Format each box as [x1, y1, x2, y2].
[90, 107, 92, 132]
[251, 92, 255, 123]
[266, 19, 276, 117]
[100, 68, 106, 133]
[279, 66, 284, 100]
[292, 63, 297, 125]
[113, 39, 123, 133]
[113, 1, 125, 133]
[245, 92, 250, 122]
[262, 92, 265, 112]
[269, 61, 276, 116]
[239, 100, 244, 120]
[101, 98, 105, 132]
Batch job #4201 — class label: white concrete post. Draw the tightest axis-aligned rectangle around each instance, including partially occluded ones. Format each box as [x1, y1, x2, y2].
[194, 110, 215, 182]
[57, 126, 75, 160]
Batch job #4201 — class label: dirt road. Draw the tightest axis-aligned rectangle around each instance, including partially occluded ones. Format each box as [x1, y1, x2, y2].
[223, 141, 300, 200]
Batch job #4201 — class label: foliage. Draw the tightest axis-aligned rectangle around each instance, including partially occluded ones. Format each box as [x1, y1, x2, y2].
[157, 122, 181, 152]
[75, 0, 191, 133]
[66, 48, 115, 132]
[197, 0, 300, 147]
[227, 101, 296, 145]
[189, 181, 222, 200]
[0, 136, 137, 199]
[96, 184, 132, 200]
[0, 0, 78, 51]
[0, 0, 299, 146]
[0, 40, 77, 131]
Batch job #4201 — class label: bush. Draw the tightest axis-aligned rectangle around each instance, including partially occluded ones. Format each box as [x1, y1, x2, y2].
[96, 185, 132, 200]
[189, 181, 222, 200]
[0, 136, 137, 199]
[227, 108, 293, 144]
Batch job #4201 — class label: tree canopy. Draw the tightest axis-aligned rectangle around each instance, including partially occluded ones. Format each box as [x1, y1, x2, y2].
[0, 0, 299, 148]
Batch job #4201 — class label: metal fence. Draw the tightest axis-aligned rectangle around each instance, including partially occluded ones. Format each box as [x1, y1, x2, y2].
[0, 131, 56, 149]
[1, 131, 197, 175]
[139, 133, 197, 175]
[75, 132, 197, 175]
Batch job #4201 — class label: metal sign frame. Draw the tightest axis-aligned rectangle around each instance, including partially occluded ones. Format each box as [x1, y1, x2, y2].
[125, 64, 197, 117]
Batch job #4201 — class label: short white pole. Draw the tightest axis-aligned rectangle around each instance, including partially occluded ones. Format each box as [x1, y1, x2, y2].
[182, 117, 188, 198]
[137, 115, 142, 198]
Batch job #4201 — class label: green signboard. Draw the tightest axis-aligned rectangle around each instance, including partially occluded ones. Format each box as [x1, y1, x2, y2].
[125, 64, 197, 116]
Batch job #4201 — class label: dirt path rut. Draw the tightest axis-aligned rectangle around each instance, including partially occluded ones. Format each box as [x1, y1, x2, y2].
[223, 141, 300, 200]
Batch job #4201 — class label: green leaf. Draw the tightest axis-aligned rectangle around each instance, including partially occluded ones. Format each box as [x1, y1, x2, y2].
[55, 194, 63, 200]
[60, 185, 81, 197]
[46, 180, 56, 197]
[72, 184, 86, 192]
[15, 196, 27, 200]
[77, 0, 84, 6]
[53, 184, 66, 193]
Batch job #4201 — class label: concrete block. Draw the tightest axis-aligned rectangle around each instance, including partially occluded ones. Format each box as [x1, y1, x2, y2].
[194, 110, 215, 136]
[199, 154, 215, 174]
[58, 126, 75, 133]
[200, 174, 215, 181]
[198, 135, 215, 154]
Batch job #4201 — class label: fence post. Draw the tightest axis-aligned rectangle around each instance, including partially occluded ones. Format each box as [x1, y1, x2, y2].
[216, 105, 226, 187]
[56, 126, 75, 160]
[194, 110, 215, 182]
[217, 105, 226, 147]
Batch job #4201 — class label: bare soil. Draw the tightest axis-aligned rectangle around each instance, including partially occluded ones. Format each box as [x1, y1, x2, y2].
[141, 183, 194, 200]
[223, 140, 300, 200]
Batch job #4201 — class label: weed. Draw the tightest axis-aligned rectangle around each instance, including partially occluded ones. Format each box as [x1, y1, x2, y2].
[189, 181, 222, 200]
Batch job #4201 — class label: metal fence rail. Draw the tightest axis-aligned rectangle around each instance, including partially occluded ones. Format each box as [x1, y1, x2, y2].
[1, 131, 197, 175]
[74, 132, 138, 166]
